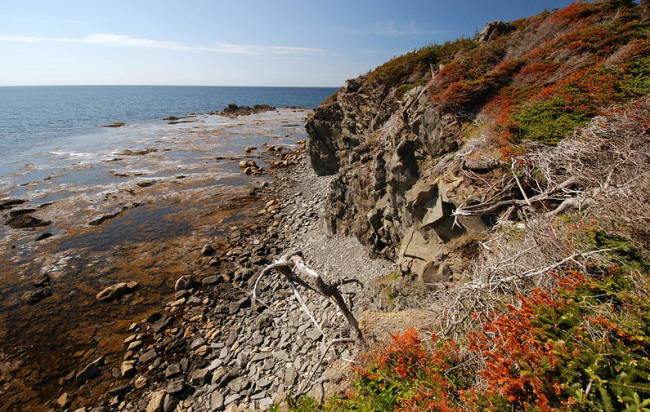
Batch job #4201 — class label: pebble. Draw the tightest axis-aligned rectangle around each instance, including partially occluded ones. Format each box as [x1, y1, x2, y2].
[134, 375, 148, 389]
[21, 287, 52, 304]
[174, 275, 195, 291]
[139, 348, 158, 364]
[76, 363, 99, 385]
[202, 275, 219, 285]
[166, 379, 186, 395]
[108, 384, 132, 396]
[224, 394, 240, 406]
[190, 368, 211, 385]
[164, 363, 181, 379]
[163, 394, 178, 412]
[57, 392, 73, 408]
[195, 345, 211, 357]
[210, 391, 224, 410]
[146, 390, 166, 412]
[201, 244, 216, 256]
[121, 361, 136, 379]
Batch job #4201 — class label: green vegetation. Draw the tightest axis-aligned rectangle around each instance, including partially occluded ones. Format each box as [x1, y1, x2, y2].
[509, 51, 650, 144]
[444, 0, 648, 145]
[366, 0, 649, 147]
[395, 83, 416, 100]
[367, 38, 478, 87]
[289, 248, 650, 411]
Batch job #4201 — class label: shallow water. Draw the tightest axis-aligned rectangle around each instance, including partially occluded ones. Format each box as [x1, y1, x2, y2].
[2, 109, 305, 275]
[0, 108, 311, 409]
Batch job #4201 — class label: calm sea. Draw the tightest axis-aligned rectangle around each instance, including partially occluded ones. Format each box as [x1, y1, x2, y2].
[0, 85, 336, 181]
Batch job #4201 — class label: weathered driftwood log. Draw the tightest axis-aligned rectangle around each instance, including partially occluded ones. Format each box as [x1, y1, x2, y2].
[253, 251, 364, 341]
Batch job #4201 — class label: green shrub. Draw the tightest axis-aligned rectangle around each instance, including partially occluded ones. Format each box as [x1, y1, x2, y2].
[395, 84, 417, 100]
[368, 38, 478, 87]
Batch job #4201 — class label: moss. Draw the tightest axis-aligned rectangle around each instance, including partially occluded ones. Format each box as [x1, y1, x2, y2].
[395, 84, 416, 100]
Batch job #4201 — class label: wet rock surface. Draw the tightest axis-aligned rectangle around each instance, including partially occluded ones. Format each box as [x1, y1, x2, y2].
[0, 108, 402, 411]
[0, 198, 27, 210]
[219, 104, 276, 117]
[0, 109, 326, 411]
[99, 142, 399, 411]
[21, 287, 52, 304]
[6, 214, 52, 229]
[42, 134, 393, 411]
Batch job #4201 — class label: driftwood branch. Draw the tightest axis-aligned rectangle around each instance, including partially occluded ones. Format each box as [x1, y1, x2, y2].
[290, 281, 324, 335]
[461, 248, 612, 292]
[454, 175, 580, 217]
[512, 160, 532, 206]
[253, 252, 364, 341]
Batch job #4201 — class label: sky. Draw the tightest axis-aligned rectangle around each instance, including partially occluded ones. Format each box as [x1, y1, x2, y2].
[0, 0, 579, 88]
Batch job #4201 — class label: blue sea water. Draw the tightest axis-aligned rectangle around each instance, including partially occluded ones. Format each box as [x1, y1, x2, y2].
[0, 85, 336, 179]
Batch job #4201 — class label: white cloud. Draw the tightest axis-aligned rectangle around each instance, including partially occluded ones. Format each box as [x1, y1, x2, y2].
[80, 34, 191, 50]
[202, 42, 323, 55]
[0, 33, 324, 56]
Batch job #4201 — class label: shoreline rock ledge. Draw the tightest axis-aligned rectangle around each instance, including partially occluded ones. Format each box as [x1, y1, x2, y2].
[96, 282, 139, 302]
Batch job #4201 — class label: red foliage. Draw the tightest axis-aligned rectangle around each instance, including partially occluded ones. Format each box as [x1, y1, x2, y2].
[548, 1, 595, 23]
[467, 289, 565, 411]
[348, 268, 650, 411]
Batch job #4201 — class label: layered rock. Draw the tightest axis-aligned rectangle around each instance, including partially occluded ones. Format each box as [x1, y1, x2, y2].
[306, 80, 497, 285]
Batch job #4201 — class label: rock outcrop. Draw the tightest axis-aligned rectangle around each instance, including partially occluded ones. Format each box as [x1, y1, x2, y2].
[220, 104, 276, 117]
[306, 79, 496, 285]
[477, 20, 515, 43]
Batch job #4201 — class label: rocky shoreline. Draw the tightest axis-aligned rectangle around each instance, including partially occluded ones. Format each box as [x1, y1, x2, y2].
[81, 143, 398, 412]
[1, 115, 403, 411]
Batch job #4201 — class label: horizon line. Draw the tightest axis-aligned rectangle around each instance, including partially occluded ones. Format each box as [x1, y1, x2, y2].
[0, 84, 342, 89]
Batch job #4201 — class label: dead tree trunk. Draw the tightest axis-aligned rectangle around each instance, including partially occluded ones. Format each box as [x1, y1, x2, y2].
[253, 251, 364, 341]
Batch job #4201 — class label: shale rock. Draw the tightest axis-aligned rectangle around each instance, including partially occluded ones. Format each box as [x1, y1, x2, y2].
[21, 287, 52, 304]
[6, 215, 51, 229]
[175, 275, 196, 292]
[96, 282, 137, 301]
[0, 198, 27, 210]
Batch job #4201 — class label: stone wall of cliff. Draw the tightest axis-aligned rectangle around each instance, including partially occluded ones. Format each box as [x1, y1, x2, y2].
[305, 78, 494, 285]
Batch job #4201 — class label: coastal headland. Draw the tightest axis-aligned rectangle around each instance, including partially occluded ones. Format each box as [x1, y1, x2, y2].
[2, 1, 649, 410]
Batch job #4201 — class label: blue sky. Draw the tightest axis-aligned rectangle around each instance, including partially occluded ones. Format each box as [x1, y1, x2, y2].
[0, 0, 577, 87]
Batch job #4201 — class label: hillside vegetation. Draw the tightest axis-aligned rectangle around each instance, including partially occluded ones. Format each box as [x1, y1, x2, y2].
[369, 0, 650, 146]
[298, 1, 650, 411]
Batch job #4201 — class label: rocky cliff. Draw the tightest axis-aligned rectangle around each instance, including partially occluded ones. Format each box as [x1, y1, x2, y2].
[305, 0, 650, 286]
[306, 79, 490, 285]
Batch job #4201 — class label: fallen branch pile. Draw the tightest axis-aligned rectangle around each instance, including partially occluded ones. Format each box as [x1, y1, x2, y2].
[434, 98, 650, 338]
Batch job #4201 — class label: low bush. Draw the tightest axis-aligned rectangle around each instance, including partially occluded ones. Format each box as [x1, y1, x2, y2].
[293, 260, 650, 411]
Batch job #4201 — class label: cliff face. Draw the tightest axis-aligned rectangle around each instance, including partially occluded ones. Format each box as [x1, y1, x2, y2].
[306, 80, 488, 283]
[306, 0, 649, 284]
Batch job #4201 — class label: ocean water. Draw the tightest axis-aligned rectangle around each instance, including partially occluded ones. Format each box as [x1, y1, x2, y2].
[0, 85, 338, 255]
[0, 85, 336, 266]
[0, 85, 336, 183]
